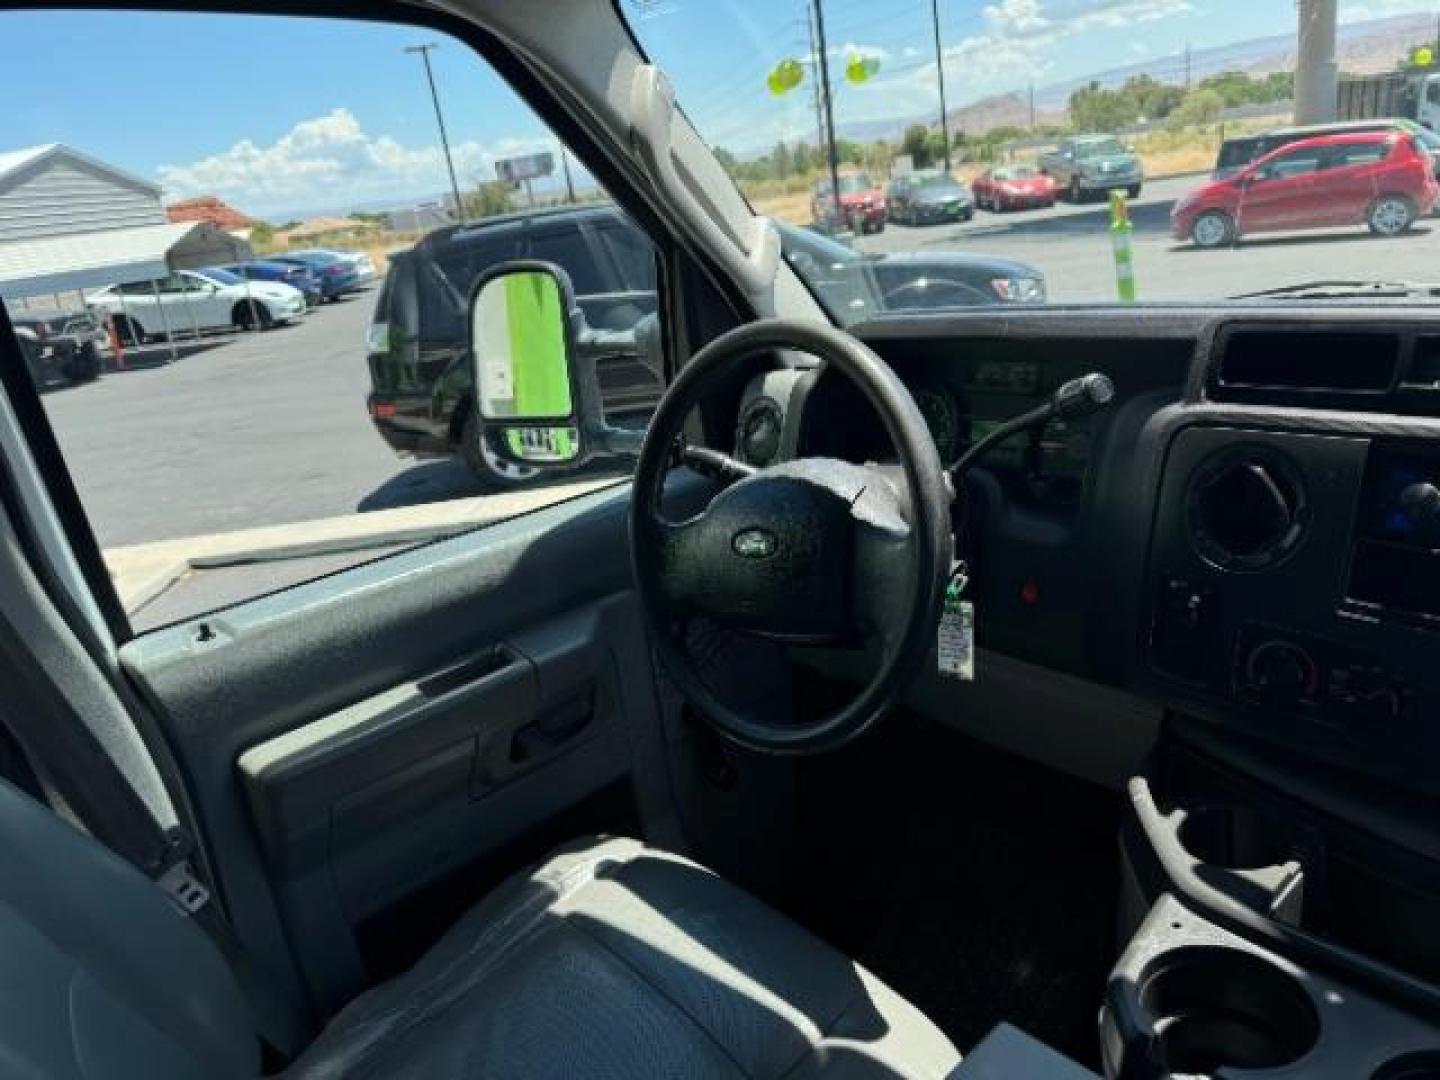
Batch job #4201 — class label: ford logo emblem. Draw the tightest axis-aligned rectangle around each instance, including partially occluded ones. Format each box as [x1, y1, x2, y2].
[732, 528, 778, 559]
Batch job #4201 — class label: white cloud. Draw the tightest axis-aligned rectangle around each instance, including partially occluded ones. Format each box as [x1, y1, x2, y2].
[860, 0, 1191, 113]
[157, 108, 556, 215]
[983, 0, 1049, 34]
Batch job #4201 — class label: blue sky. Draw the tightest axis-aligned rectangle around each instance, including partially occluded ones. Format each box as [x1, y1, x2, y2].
[0, 1, 1433, 217]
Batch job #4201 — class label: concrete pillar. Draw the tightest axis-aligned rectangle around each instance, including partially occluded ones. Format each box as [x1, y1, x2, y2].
[1294, 0, 1339, 125]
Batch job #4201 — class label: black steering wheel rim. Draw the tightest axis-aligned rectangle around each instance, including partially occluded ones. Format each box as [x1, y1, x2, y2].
[629, 318, 953, 754]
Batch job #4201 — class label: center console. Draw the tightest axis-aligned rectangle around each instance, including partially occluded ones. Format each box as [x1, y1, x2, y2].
[1103, 894, 1440, 1079]
[1118, 319, 1440, 1076]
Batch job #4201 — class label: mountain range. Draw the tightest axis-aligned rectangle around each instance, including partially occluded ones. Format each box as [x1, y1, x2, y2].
[832, 11, 1438, 145]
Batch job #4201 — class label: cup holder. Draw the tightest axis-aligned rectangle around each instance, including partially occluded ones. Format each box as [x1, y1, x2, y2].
[1178, 805, 1296, 870]
[1139, 946, 1319, 1074]
[1374, 1052, 1440, 1080]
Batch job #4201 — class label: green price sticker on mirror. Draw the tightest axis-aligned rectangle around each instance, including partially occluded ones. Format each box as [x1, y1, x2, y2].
[474, 269, 573, 422]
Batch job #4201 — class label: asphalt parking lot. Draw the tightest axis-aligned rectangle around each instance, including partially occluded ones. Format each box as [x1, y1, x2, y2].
[40, 291, 477, 549]
[857, 173, 1440, 302]
[36, 183, 1440, 556]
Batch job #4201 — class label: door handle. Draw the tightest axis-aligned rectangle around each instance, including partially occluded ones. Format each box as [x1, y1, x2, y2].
[509, 693, 593, 765]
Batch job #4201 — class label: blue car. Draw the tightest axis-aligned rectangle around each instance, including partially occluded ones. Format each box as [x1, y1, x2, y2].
[269, 251, 359, 302]
[221, 260, 322, 308]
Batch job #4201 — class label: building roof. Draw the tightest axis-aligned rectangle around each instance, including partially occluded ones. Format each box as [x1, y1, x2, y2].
[0, 143, 160, 195]
[0, 144, 55, 182]
[166, 196, 257, 231]
[0, 221, 251, 299]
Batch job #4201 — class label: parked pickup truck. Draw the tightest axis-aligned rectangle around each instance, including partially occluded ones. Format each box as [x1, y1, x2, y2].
[1039, 134, 1143, 202]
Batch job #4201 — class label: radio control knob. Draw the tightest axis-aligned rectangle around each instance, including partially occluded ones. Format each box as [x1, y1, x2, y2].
[1245, 641, 1316, 704]
[1398, 481, 1440, 524]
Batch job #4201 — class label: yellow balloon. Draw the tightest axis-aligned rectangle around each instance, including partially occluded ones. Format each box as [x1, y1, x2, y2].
[767, 58, 804, 96]
[845, 54, 879, 85]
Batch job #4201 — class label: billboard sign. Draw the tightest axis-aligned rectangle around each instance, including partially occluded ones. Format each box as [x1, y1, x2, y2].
[496, 152, 555, 184]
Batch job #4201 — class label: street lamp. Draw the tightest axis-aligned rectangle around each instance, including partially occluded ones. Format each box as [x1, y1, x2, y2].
[405, 42, 467, 224]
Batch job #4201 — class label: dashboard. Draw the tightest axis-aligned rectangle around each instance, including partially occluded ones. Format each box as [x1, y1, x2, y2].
[771, 351, 1117, 513]
[732, 307, 1440, 800]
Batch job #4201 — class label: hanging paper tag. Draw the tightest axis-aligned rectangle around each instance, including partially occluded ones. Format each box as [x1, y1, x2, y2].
[937, 569, 974, 680]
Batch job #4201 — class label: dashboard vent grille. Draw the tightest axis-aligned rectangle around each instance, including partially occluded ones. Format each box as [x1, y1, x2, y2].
[1214, 330, 1398, 397]
[1403, 337, 1440, 389]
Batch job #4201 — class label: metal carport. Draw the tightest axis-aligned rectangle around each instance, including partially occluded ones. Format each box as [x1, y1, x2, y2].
[0, 220, 253, 361]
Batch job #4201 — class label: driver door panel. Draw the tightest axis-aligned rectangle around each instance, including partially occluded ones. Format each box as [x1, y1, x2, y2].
[118, 486, 679, 1014]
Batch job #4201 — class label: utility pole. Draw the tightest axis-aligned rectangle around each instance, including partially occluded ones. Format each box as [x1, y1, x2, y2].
[810, 0, 843, 227]
[930, 0, 952, 172]
[804, 3, 829, 175]
[1028, 81, 1036, 130]
[1184, 41, 1192, 88]
[560, 148, 577, 203]
[1294, 0, 1338, 124]
[405, 43, 466, 225]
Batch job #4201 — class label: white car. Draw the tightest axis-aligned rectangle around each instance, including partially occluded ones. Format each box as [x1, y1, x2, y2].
[86, 268, 306, 344]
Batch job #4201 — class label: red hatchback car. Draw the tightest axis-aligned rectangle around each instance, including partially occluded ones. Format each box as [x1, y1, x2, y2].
[973, 164, 1057, 211]
[1173, 130, 1440, 248]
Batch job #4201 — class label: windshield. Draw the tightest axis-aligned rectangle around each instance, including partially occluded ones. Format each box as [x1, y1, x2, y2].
[196, 268, 242, 285]
[623, 1, 1439, 317]
[1075, 138, 1126, 159]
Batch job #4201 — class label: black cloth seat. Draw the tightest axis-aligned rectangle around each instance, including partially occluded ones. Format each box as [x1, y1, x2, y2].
[0, 780, 960, 1078]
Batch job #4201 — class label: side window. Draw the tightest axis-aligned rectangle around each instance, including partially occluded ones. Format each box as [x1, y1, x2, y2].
[1, 10, 666, 633]
[1329, 142, 1386, 168]
[593, 220, 658, 294]
[1264, 149, 1323, 179]
[528, 226, 607, 294]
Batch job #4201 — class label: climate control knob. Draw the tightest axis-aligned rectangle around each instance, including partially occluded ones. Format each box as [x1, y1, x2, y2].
[1244, 640, 1318, 705]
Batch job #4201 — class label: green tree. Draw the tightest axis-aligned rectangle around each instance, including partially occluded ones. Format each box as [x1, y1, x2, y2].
[901, 123, 933, 168]
[1167, 87, 1225, 129]
[924, 130, 951, 169]
[249, 221, 275, 250]
[771, 140, 792, 179]
[1068, 81, 1133, 131]
[464, 180, 513, 219]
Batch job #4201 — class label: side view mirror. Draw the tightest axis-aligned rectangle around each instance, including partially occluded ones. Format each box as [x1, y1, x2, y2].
[470, 260, 654, 470]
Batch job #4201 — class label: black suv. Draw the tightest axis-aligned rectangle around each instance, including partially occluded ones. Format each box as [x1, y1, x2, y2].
[366, 204, 662, 488]
[366, 203, 1046, 487]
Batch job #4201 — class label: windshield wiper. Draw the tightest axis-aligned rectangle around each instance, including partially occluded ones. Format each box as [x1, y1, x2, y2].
[1232, 280, 1440, 301]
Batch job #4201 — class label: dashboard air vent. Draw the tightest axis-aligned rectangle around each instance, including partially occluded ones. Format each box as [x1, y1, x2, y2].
[1215, 330, 1398, 398]
[1403, 337, 1440, 389]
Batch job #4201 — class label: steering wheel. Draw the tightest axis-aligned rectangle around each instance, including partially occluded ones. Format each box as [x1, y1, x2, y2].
[630, 319, 954, 754]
